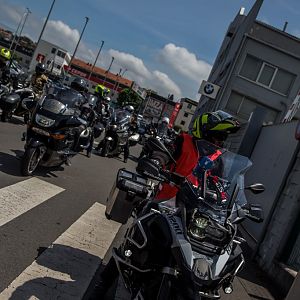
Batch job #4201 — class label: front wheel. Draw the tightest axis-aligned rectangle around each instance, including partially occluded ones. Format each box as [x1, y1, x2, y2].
[1, 109, 12, 122]
[101, 141, 110, 157]
[21, 147, 43, 176]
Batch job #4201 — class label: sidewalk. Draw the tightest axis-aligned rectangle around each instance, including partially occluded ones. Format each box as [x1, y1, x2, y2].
[221, 243, 285, 300]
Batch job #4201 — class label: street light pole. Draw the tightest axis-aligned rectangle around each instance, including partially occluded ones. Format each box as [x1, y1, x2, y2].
[10, 8, 31, 66]
[87, 40, 104, 81]
[9, 10, 26, 51]
[29, 0, 56, 71]
[102, 56, 114, 88]
[69, 16, 89, 68]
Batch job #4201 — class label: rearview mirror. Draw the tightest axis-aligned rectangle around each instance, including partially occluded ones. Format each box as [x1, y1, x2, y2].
[245, 183, 265, 194]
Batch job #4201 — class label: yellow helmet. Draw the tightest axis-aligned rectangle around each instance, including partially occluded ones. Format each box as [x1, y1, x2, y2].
[192, 110, 240, 139]
[0, 48, 11, 60]
[95, 84, 110, 96]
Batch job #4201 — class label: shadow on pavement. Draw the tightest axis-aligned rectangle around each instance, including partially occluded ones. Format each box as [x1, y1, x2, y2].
[238, 243, 285, 300]
[6, 244, 101, 300]
[0, 151, 65, 178]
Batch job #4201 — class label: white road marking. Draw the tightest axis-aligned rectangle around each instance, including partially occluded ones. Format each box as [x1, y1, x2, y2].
[0, 178, 65, 227]
[0, 202, 121, 300]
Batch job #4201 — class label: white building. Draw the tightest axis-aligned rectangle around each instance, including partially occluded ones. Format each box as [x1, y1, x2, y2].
[29, 39, 71, 76]
[174, 98, 198, 131]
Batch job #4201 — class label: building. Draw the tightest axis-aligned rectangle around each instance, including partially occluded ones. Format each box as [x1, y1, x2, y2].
[141, 91, 176, 123]
[193, 0, 300, 294]
[64, 58, 133, 95]
[174, 98, 198, 131]
[29, 39, 71, 76]
[196, 0, 300, 127]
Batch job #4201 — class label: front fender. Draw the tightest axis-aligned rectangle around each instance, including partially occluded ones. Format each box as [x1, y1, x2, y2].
[26, 139, 46, 150]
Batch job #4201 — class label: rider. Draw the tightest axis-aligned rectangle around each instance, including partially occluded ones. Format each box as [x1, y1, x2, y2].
[142, 110, 241, 201]
[94, 84, 111, 120]
[0, 48, 11, 84]
[31, 63, 49, 97]
[156, 116, 170, 138]
[123, 105, 136, 163]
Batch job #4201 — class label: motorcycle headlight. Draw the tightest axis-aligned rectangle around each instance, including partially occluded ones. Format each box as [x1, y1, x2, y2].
[35, 113, 55, 127]
[189, 217, 208, 239]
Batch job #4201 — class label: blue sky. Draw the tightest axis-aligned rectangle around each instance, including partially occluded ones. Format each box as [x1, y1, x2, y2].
[1, 0, 300, 100]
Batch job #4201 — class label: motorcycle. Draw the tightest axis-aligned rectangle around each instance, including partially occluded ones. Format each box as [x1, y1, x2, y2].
[104, 139, 264, 299]
[0, 72, 35, 123]
[20, 88, 94, 176]
[98, 109, 138, 158]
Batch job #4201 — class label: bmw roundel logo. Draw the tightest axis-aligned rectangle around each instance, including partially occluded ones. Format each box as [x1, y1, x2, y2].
[204, 83, 214, 94]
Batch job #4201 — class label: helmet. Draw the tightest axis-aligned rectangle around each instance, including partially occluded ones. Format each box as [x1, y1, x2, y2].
[35, 63, 47, 75]
[124, 105, 134, 113]
[95, 84, 110, 97]
[71, 77, 88, 93]
[162, 117, 170, 124]
[0, 48, 11, 61]
[192, 110, 240, 141]
[104, 96, 111, 103]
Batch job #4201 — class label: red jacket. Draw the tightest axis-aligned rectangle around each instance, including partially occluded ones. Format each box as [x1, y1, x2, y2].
[155, 133, 199, 201]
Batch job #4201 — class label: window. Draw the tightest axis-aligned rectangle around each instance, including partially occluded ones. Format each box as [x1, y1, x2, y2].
[239, 55, 295, 95]
[184, 112, 189, 118]
[180, 120, 186, 126]
[57, 50, 66, 59]
[51, 47, 56, 54]
[226, 91, 277, 122]
[187, 103, 193, 109]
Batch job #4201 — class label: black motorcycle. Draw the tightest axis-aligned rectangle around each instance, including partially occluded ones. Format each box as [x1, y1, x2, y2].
[21, 88, 94, 176]
[98, 109, 138, 159]
[104, 139, 265, 299]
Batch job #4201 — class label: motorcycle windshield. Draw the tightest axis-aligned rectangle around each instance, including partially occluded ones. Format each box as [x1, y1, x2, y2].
[192, 140, 252, 224]
[112, 110, 131, 125]
[41, 89, 84, 115]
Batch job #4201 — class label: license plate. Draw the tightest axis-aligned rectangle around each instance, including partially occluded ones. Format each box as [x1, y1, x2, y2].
[32, 127, 50, 136]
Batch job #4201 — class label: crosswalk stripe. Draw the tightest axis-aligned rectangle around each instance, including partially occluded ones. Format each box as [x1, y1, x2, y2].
[0, 202, 121, 300]
[0, 178, 65, 227]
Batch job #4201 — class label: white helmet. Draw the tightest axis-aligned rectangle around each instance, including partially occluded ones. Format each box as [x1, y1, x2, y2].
[162, 117, 170, 124]
[125, 105, 134, 113]
[104, 96, 111, 103]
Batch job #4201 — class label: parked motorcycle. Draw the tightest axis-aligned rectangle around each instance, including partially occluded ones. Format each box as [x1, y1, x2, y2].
[104, 139, 264, 299]
[0, 72, 35, 123]
[21, 88, 94, 176]
[98, 109, 138, 159]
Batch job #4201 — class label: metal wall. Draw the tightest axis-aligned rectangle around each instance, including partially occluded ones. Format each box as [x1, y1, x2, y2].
[241, 121, 299, 243]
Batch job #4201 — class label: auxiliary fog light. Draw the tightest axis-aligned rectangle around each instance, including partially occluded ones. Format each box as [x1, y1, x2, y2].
[124, 249, 132, 257]
[223, 284, 233, 294]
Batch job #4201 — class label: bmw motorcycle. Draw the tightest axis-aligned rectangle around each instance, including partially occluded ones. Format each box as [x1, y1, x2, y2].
[0, 72, 35, 123]
[21, 88, 94, 176]
[99, 109, 138, 158]
[104, 139, 264, 299]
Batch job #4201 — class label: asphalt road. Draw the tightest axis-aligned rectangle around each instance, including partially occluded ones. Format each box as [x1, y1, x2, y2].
[0, 119, 140, 293]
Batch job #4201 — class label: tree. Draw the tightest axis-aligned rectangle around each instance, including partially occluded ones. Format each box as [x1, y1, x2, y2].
[117, 88, 142, 110]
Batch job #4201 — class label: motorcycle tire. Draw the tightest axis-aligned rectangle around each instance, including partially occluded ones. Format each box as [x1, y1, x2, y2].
[21, 147, 42, 176]
[101, 142, 110, 157]
[1, 110, 12, 122]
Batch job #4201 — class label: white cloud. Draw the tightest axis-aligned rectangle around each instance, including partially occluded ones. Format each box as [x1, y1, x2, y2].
[159, 43, 212, 82]
[108, 49, 152, 79]
[108, 49, 182, 98]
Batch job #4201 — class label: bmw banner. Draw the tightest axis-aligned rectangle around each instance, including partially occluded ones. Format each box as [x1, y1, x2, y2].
[198, 80, 220, 99]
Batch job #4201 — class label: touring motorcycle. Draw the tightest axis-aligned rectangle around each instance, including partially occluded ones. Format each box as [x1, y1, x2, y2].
[21, 88, 95, 176]
[98, 109, 139, 158]
[104, 138, 264, 299]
